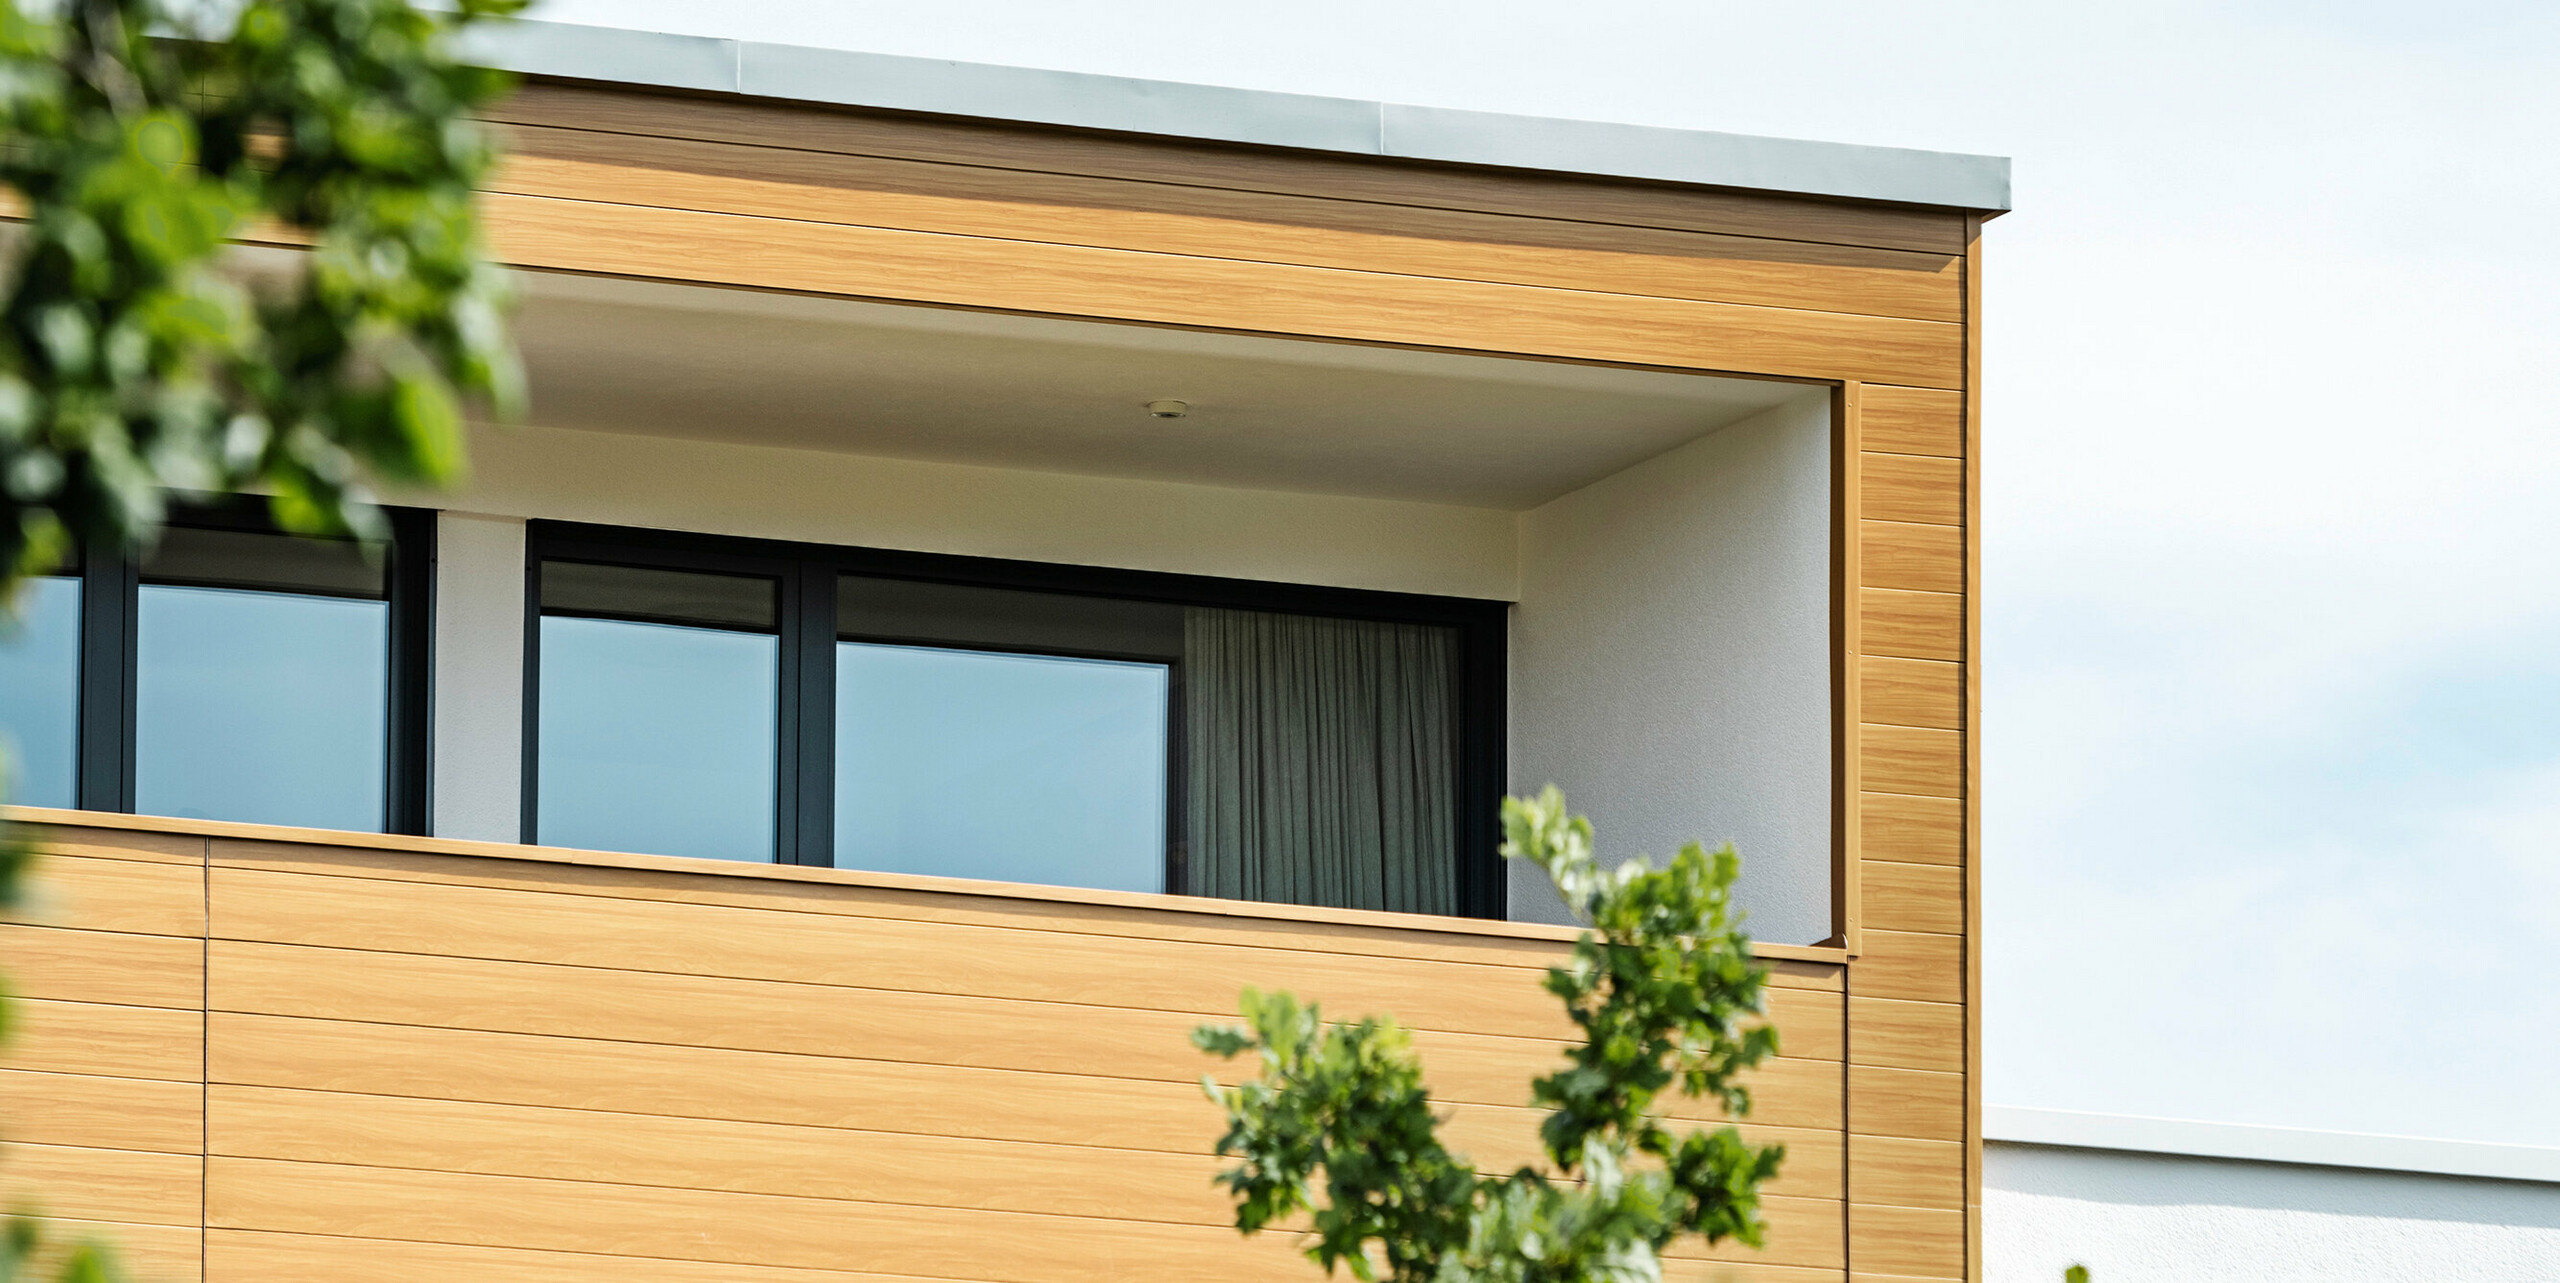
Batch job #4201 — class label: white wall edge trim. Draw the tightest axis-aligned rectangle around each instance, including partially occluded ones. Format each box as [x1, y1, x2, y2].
[1986, 1106, 2560, 1186]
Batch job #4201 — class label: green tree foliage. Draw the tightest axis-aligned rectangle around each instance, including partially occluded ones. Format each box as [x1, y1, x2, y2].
[0, 0, 521, 1274]
[1195, 788, 1786, 1283]
[0, 0, 524, 588]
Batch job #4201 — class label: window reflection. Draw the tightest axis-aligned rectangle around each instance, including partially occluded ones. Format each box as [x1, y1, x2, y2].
[135, 526, 390, 831]
[835, 641, 1169, 893]
[0, 576, 81, 810]
[537, 562, 779, 862]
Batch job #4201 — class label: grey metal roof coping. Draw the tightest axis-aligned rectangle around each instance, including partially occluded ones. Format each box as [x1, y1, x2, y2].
[461, 19, 2011, 212]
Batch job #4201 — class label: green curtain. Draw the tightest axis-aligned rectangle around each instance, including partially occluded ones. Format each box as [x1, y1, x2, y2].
[1183, 607, 1459, 915]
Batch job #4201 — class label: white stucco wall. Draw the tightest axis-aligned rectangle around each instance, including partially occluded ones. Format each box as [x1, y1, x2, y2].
[1506, 391, 1833, 943]
[422, 407, 1837, 928]
[1988, 1142, 2560, 1283]
[433, 421, 1522, 600]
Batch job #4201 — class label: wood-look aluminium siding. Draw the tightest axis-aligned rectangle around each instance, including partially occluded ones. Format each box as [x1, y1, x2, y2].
[8, 819, 1853, 1283]
[8, 77, 1982, 1282]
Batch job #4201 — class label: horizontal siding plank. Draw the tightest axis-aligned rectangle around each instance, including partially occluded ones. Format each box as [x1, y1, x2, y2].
[5, 999, 202, 1082]
[496, 126, 1965, 322]
[208, 1158, 1845, 1276]
[1860, 656, 1961, 730]
[207, 1013, 1828, 1165]
[208, 1084, 1843, 1215]
[1850, 1066, 1963, 1142]
[210, 864, 1843, 1059]
[460, 192, 1964, 387]
[1846, 997, 1964, 1074]
[210, 839, 1567, 972]
[1860, 589, 1962, 662]
[13, 852, 206, 936]
[211, 866, 1579, 1039]
[1848, 1133, 1964, 1210]
[1855, 931, 1962, 1005]
[208, 1230, 986, 1283]
[27, 1218, 200, 1281]
[18, 824, 203, 865]
[0, 923, 204, 1009]
[1859, 521, 1964, 594]
[0, 1069, 203, 1154]
[1862, 726, 1964, 799]
[204, 940, 1837, 1127]
[1861, 793, 1963, 867]
[1862, 862, 1963, 937]
[1860, 385, 1964, 458]
[1861, 451, 1964, 525]
[491, 83, 1971, 255]
[0, 1142, 200, 1227]
[1849, 1202, 1966, 1278]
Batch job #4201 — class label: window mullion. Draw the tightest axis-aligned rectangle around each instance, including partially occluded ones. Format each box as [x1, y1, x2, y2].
[784, 560, 836, 867]
[76, 540, 138, 813]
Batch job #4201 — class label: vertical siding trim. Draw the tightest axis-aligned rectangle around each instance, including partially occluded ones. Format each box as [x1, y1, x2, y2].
[1831, 380, 1865, 956]
[1960, 213, 1987, 1283]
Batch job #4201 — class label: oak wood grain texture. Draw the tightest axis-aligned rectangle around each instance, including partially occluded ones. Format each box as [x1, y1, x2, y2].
[1859, 590, 1962, 662]
[206, 1083, 1844, 1213]
[491, 124, 1965, 323]
[0, 1142, 199, 1226]
[29, 1219, 200, 1282]
[206, 1158, 1849, 1276]
[489, 83, 1971, 255]
[10, 852, 206, 937]
[0, 924, 204, 1009]
[1858, 521, 1963, 595]
[207, 861, 1845, 1048]
[1861, 793, 1963, 867]
[17, 824, 204, 865]
[1862, 726, 1964, 799]
[1850, 1067, 1963, 1143]
[1832, 380, 1865, 954]
[4, 999, 201, 1082]
[1853, 932, 1962, 1005]
[1862, 863, 1963, 937]
[200, 835, 1844, 979]
[1961, 211, 1987, 1283]
[1861, 453, 1965, 526]
[201, 940, 1842, 1131]
[1845, 998, 1963, 1074]
[1860, 657, 1961, 730]
[1849, 1134, 1965, 1211]
[0, 1069, 202, 1154]
[1848, 1203, 1965, 1279]
[207, 1230, 992, 1283]
[1859, 386, 1965, 459]
[475, 191, 1963, 388]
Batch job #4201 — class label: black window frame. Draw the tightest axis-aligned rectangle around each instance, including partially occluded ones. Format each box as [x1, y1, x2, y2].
[522, 520, 1511, 918]
[65, 498, 435, 834]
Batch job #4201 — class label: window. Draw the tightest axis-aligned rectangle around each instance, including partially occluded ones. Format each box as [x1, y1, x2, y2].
[0, 504, 432, 831]
[523, 523, 1506, 916]
[0, 573, 80, 810]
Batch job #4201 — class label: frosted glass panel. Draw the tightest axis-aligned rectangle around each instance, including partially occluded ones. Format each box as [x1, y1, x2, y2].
[835, 642, 1168, 892]
[134, 585, 387, 830]
[0, 576, 80, 809]
[539, 614, 777, 862]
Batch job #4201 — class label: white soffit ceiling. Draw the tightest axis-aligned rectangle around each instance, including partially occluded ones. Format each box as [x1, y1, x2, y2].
[513, 271, 1815, 511]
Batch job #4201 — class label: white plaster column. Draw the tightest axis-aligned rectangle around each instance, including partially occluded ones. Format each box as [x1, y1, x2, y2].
[429, 511, 527, 841]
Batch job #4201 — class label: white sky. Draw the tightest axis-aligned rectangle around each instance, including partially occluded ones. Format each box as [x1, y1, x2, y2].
[540, 0, 2560, 1148]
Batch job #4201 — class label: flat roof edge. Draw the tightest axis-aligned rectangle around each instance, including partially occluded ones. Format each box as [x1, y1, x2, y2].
[460, 19, 2012, 211]
[1987, 1106, 2560, 1186]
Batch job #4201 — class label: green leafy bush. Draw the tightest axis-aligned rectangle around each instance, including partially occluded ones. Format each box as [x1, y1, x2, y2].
[1196, 788, 1785, 1283]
